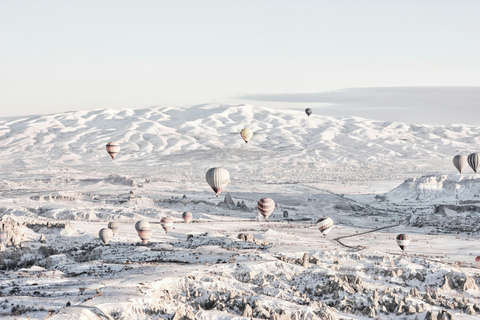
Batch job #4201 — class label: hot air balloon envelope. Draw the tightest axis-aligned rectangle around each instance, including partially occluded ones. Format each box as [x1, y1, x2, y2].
[106, 142, 121, 159]
[108, 222, 118, 235]
[240, 128, 253, 143]
[99, 228, 114, 245]
[160, 217, 174, 233]
[205, 167, 230, 197]
[182, 211, 193, 223]
[257, 198, 275, 219]
[396, 234, 410, 251]
[135, 220, 150, 232]
[317, 217, 334, 237]
[453, 155, 468, 174]
[138, 228, 152, 244]
[305, 108, 312, 117]
[468, 153, 480, 173]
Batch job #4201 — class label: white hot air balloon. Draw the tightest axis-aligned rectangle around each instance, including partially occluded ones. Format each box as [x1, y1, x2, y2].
[453, 155, 468, 173]
[240, 128, 253, 143]
[135, 220, 150, 232]
[316, 217, 334, 237]
[99, 228, 114, 245]
[108, 222, 118, 235]
[205, 167, 230, 197]
[106, 142, 121, 159]
[182, 211, 193, 223]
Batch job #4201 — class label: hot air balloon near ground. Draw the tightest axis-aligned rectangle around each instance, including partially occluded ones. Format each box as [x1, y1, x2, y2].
[99, 228, 114, 245]
[257, 198, 275, 219]
[138, 228, 152, 244]
[205, 167, 230, 197]
[240, 128, 253, 143]
[468, 153, 480, 173]
[182, 211, 193, 223]
[108, 222, 118, 235]
[396, 234, 410, 252]
[161, 217, 174, 233]
[453, 155, 468, 173]
[135, 220, 150, 232]
[476, 256, 480, 268]
[106, 142, 121, 159]
[316, 217, 334, 237]
[305, 108, 312, 117]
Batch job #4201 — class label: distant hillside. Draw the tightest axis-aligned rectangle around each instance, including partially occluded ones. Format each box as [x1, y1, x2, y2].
[1, 104, 479, 183]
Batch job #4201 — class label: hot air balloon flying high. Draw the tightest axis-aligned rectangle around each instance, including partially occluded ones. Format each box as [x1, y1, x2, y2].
[205, 167, 230, 197]
[396, 234, 410, 251]
[476, 256, 480, 268]
[453, 155, 468, 174]
[257, 198, 275, 219]
[182, 211, 193, 223]
[108, 222, 118, 235]
[137, 228, 152, 244]
[106, 141, 121, 159]
[160, 217, 174, 233]
[468, 153, 480, 173]
[316, 217, 334, 237]
[135, 220, 150, 232]
[99, 228, 114, 245]
[305, 108, 312, 117]
[240, 128, 253, 143]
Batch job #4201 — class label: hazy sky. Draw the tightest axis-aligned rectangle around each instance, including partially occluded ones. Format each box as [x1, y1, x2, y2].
[1, 1, 480, 124]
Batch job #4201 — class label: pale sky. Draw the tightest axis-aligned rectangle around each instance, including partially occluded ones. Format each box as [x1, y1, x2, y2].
[1, 1, 480, 124]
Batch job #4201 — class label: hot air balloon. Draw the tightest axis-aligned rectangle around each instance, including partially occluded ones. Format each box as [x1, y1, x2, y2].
[453, 155, 468, 174]
[240, 128, 253, 143]
[468, 153, 480, 173]
[316, 217, 334, 237]
[99, 228, 114, 245]
[106, 141, 121, 159]
[396, 234, 410, 252]
[305, 108, 312, 117]
[138, 228, 152, 244]
[160, 217, 174, 233]
[475, 256, 480, 268]
[257, 198, 275, 219]
[205, 167, 230, 197]
[108, 222, 118, 235]
[182, 211, 193, 223]
[135, 220, 150, 232]
[0, 231, 7, 245]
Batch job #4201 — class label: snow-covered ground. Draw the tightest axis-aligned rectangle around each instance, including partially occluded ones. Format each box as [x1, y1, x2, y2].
[1, 104, 480, 319]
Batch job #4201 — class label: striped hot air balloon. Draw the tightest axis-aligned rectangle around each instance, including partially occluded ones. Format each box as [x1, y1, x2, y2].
[0, 231, 7, 244]
[316, 217, 334, 237]
[305, 108, 312, 117]
[240, 128, 253, 143]
[99, 228, 114, 245]
[160, 217, 174, 233]
[182, 211, 193, 223]
[453, 155, 468, 174]
[205, 167, 230, 197]
[475, 256, 480, 268]
[257, 198, 275, 219]
[108, 222, 118, 235]
[106, 141, 121, 159]
[396, 234, 410, 251]
[468, 153, 480, 173]
[138, 228, 152, 244]
[135, 220, 150, 232]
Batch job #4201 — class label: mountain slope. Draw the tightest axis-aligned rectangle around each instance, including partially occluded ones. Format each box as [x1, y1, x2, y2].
[1, 103, 479, 183]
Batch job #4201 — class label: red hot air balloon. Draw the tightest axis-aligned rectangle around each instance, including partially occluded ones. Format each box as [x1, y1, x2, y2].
[138, 228, 152, 244]
[257, 198, 275, 219]
[475, 256, 480, 268]
[106, 142, 121, 159]
[160, 217, 174, 233]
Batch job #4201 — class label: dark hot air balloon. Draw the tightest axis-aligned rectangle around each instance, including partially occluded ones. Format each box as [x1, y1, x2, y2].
[316, 217, 334, 237]
[396, 234, 410, 251]
[468, 153, 480, 173]
[305, 108, 312, 117]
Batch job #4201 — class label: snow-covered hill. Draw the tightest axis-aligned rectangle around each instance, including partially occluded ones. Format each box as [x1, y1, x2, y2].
[1, 104, 479, 184]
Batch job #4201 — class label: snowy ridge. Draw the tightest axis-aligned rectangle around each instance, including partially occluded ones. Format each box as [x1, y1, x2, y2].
[1, 104, 480, 182]
[386, 174, 480, 202]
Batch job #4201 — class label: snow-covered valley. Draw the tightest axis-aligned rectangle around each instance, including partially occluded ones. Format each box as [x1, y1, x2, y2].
[1, 104, 480, 319]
